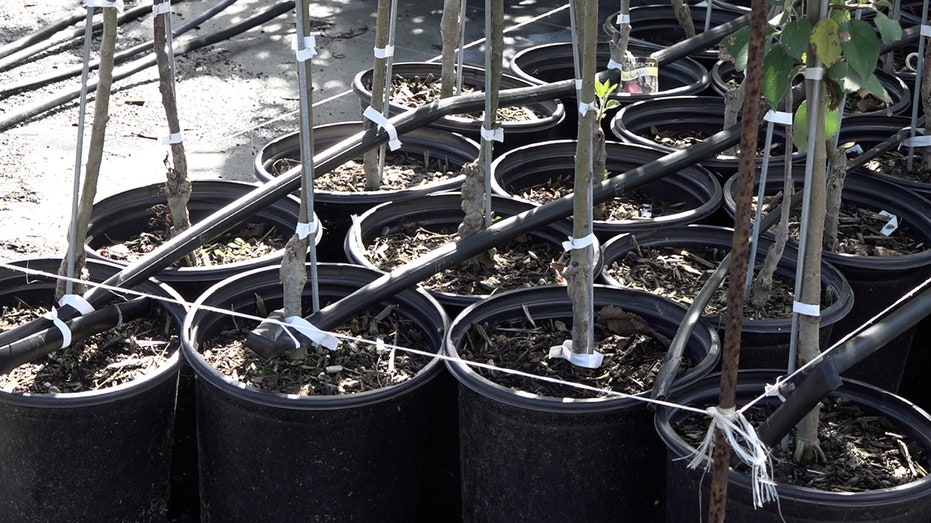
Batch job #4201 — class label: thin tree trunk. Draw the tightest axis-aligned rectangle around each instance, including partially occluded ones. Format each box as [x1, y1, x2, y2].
[57, 7, 118, 299]
[440, 0, 462, 97]
[459, 0, 502, 239]
[921, 39, 931, 173]
[363, 0, 391, 190]
[154, 0, 191, 239]
[566, 0, 596, 358]
[822, 142, 847, 252]
[670, 0, 696, 39]
[609, 0, 631, 66]
[794, 2, 828, 463]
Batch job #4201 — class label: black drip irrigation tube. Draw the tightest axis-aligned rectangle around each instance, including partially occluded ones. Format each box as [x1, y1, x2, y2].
[0, 0, 235, 98]
[0, 1, 164, 72]
[0, 0, 288, 133]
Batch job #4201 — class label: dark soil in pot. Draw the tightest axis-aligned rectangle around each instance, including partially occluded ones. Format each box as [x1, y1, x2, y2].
[710, 60, 911, 116]
[490, 140, 723, 240]
[183, 263, 451, 521]
[723, 170, 931, 392]
[85, 179, 310, 300]
[508, 41, 709, 134]
[352, 62, 565, 153]
[599, 224, 853, 372]
[611, 95, 803, 179]
[0, 258, 185, 522]
[838, 114, 931, 198]
[345, 192, 601, 317]
[656, 370, 931, 522]
[254, 121, 480, 260]
[446, 285, 721, 522]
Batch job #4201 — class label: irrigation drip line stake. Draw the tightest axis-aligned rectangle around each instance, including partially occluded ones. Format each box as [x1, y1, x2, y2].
[65, 5, 97, 297]
[294, 0, 319, 312]
[906, 4, 929, 170]
[707, 0, 768, 518]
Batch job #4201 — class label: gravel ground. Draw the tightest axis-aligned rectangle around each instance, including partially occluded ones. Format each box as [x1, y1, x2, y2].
[0, 0, 572, 262]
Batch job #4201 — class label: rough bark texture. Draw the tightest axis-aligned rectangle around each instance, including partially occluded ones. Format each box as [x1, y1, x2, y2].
[565, 0, 597, 359]
[363, 0, 391, 190]
[439, 0, 462, 97]
[459, 0, 502, 238]
[723, 82, 745, 156]
[708, 0, 768, 518]
[671, 0, 696, 38]
[922, 39, 931, 173]
[154, 0, 191, 239]
[822, 143, 847, 252]
[57, 7, 118, 299]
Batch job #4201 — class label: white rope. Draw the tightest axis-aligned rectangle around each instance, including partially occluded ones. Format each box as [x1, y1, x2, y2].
[562, 233, 595, 251]
[480, 126, 504, 142]
[294, 220, 319, 240]
[362, 106, 402, 150]
[283, 316, 339, 350]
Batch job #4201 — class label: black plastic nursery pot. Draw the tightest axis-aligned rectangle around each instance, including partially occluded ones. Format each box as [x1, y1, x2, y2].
[611, 95, 803, 179]
[344, 192, 601, 317]
[599, 224, 854, 372]
[0, 258, 185, 522]
[603, 4, 748, 66]
[508, 41, 709, 135]
[490, 140, 723, 240]
[722, 171, 931, 392]
[709, 60, 912, 117]
[182, 263, 450, 521]
[445, 285, 721, 523]
[85, 179, 313, 300]
[656, 370, 931, 522]
[838, 114, 931, 198]
[254, 121, 480, 260]
[352, 62, 566, 153]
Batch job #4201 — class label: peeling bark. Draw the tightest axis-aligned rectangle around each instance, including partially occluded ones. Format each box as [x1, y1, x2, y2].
[671, 0, 696, 39]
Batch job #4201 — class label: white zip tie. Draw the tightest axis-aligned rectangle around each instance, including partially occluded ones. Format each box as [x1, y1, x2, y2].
[294, 35, 317, 62]
[922, 24, 931, 37]
[562, 233, 595, 251]
[606, 58, 622, 70]
[575, 79, 582, 91]
[792, 301, 821, 317]
[373, 45, 395, 59]
[763, 110, 793, 126]
[159, 132, 183, 145]
[615, 13, 630, 24]
[803, 67, 824, 80]
[687, 406, 778, 509]
[283, 316, 339, 351]
[363, 106, 402, 150]
[295, 220, 319, 240]
[879, 210, 899, 236]
[42, 295, 95, 349]
[85, 0, 125, 13]
[59, 294, 95, 315]
[480, 126, 504, 142]
[548, 340, 605, 368]
[900, 135, 931, 148]
[577, 101, 596, 116]
[152, 2, 171, 16]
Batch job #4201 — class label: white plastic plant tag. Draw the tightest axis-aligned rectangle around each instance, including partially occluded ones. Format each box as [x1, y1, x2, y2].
[879, 210, 899, 236]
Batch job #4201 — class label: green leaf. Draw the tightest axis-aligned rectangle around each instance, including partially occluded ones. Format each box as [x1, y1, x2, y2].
[827, 61, 849, 84]
[874, 11, 903, 45]
[859, 72, 893, 103]
[781, 18, 812, 61]
[721, 26, 749, 68]
[841, 19, 880, 79]
[811, 18, 842, 67]
[793, 100, 808, 153]
[762, 47, 796, 107]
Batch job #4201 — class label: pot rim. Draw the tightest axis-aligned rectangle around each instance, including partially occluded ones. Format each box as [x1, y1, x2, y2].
[444, 284, 721, 414]
[0, 258, 184, 407]
[656, 369, 931, 504]
[181, 262, 448, 411]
